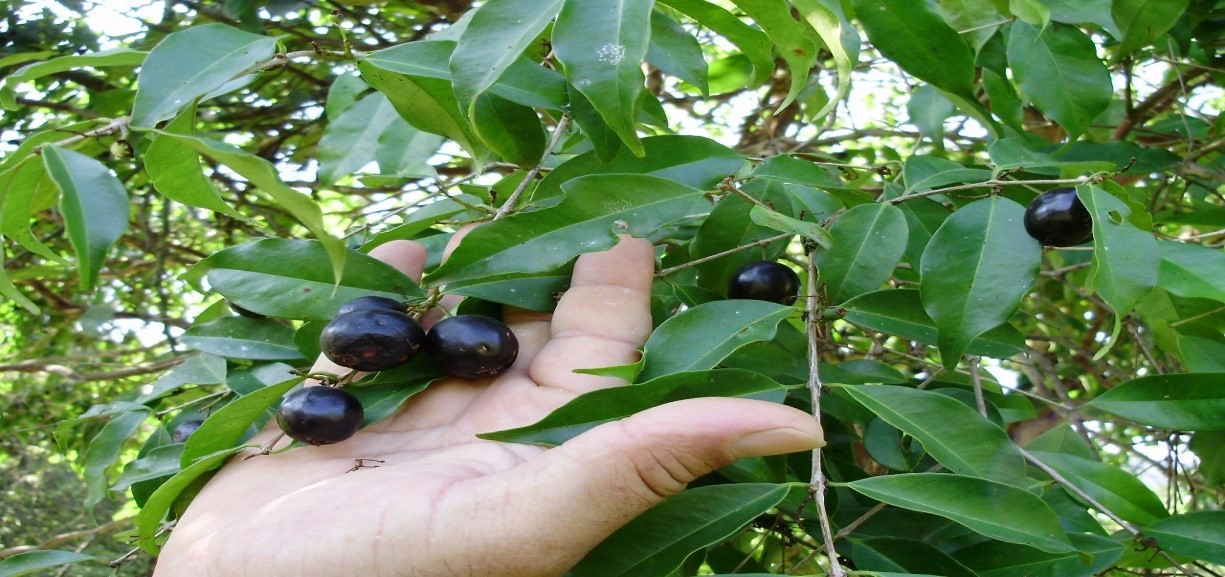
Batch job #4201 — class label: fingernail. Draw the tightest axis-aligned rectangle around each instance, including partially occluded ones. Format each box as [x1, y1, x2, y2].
[730, 427, 825, 459]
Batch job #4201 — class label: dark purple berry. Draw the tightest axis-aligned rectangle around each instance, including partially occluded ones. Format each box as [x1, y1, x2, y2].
[424, 315, 519, 379]
[276, 386, 364, 446]
[336, 295, 408, 317]
[320, 308, 425, 371]
[1024, 187, 1093, 247]
[171, 419, 204, 443]
[727, 261, 800, 305]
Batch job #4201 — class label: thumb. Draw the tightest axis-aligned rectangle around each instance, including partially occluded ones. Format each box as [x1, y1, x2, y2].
[446, 397, 823, 575]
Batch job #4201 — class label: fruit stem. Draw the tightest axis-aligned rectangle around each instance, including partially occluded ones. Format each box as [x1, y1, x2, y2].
[492, 114, 572, 220]
[244, 432, 287, 460]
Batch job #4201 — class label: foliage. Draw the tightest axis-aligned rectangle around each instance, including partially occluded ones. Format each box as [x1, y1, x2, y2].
[2, 0, 1225, 575]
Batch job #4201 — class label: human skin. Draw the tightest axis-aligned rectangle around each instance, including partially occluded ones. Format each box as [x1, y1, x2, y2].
[153, 235, 824, 577]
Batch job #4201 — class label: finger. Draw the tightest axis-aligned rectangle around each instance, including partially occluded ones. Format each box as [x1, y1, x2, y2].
[528, 236, 654, 394]
[419, 225, 476, 328]
[433, 398, 825, 576]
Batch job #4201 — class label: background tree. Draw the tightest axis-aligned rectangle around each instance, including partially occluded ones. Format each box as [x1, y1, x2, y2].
[1, 0, 1224, 575]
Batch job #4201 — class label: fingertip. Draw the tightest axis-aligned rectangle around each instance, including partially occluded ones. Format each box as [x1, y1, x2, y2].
[368, 240, 429, 282]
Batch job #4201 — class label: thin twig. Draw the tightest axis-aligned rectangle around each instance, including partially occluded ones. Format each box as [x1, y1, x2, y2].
[968, 356, 988, 417]
[492, 114, 571, 220]
[656, 233, 792, 277]
[804, 251, 845, 577]
[888, 176, 1094, 205]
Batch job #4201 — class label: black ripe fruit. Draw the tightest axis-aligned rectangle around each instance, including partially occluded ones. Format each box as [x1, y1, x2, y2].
[276, 386, 364, 446]
[171, 419, 204, 443]
[336, 295, 407, 317]
[424, 315, 519, 379]
[320, 308, 425, 371]
[728, 261, 800, 305]
[1024, 187, 1093, 247]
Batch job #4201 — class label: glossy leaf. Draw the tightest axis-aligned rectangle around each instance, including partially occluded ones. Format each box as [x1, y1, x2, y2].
[449, 0, 563, 113]
[749, 204, 830, 248]
[1027, 451, 1169, 525]
[639, 300, 795, 381]
[647, 9, 708, 93]
[954, 532, 1125, 577]
[130, 24, 277, 128]
[180, 317, 306, 361]
[569, 483, 790, 577]
[730, 0, 818, 110]
[83, 408, 150, 507]
[817, 202, 907, 304]
[534, 134, 744, 202]
[41, 145, 130, 291]
[688, 185, 793, 293]
[1007, 22, 1112, 139]
[136, 446, 246, 554]
[470, 92, 546, 165]
[180, 377, 302, 467]
[1179, 335, 1225, 373]
[553, 0, 652, 155]
[447, 272, 571, 312]
[1143, 511, 1225, 564]
[837, 289, 1027, 358]
[113, 444, 185, 492]
[0, 158, 63, 265]
[145, 106, 244, 217]
[844, 473, 1075, 553]
[835, 384, 1028, 486]
[190, 239, 421, 321]
[357, 61, 485, 160]
[1085, 373, 1225, 431]
[792, 0, 859, 121]
[1080, 185, 1159, 316]
[657, 0, 773, 85]
[138, 354, 228, 404]
[919, 196, 1041, 367]
[0, 551, 97, 577]
[851, 536, 978, 577]
[427, 175, 709, 286]
[318, 91, 405, 183]
[851, 0, 976, 99]
[153, 131, 347, 284]
[480, 369, 788, 445]
[0, 47, 144, 109]
[902, 155, 993, 193]
[1112, 0, 1190, 58]
[1157, 239, 1225, 304]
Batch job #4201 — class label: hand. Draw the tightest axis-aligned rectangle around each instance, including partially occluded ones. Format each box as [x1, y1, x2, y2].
[153, 235, 824, 577]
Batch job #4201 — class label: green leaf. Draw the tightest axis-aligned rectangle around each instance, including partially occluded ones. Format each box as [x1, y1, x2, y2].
[1081, 185, 1159, 316]
[357, 60, 486, 160]
[1189, 432, 1225, 486]
[145, 106, 244, 218]
[687, 181, 797, 293]
[647, 9, 708, 93]
[1178, 335, 1225, 373]
[1011, 0, 1052, 26]
[792, 0, 860, 121]
[138, 354, 228, 403]
[113, 443, 185, 492]
[0, 551, 98, 577]
[930, 0, 1006, 51]
[480, 369, 788, 445]
[639, 300, 795, 381]
[318, 91, 407, 183]
[907, 85, 958, 141]
[837, 289, 1027, 358]
[553, 0, 653, 155]
[449, 0, 564, 113]
[470, 92, 547, 165]
[748, 204, 830, 248]
[851, 0, 976, 99]
[0, 158, 63, 265]
[1157, 239, 1225, 304]
[41, 145, 130, 291]
[1007, 22, 1112, 140]
[180, 317, 306, 361]
[919, 196, 1041, 367]
[427, 174, 709, 286]
[844, 473, 1076, 553]
[657, 0, 774, 86]
[730, 0, 819, 111]
[83, 408, 150, 507]
[180, 377, 302, 467]
[136, 446, 246, 554]
[534, 134, 743, 202]
[130, 23, 278, 128]
[954, 532, 1124, 577]
[1085, 373, 1225, 431]
[363, 40, 566, 111]
[1143, 511, 1225, 564]
[834, 384, 1028, 486]
[851, 536, 978, 577]
[901, 155, 993, 194]
[447, 272, 572, 312]
[1027, 451, 1169, 525]
[0, 47, 145, 109]
[569, 483, 790, 577]
[817, 203, 908, 304]
[152, 131, 347, 284]
[1112, 0, 1190, 58]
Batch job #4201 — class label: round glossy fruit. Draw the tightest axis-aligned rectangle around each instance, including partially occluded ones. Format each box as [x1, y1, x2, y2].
[171, 419, 204, 443]
[1024, 187, 1093, 247]
[727, 261, 801, 305]
[320, 308, 425, 371]
[335, 295, 407, 317]
[276, 386, 364, 446]
[424, 315, 519, 379]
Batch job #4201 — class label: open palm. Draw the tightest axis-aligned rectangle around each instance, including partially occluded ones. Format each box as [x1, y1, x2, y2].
[154, 236, 823, 577]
